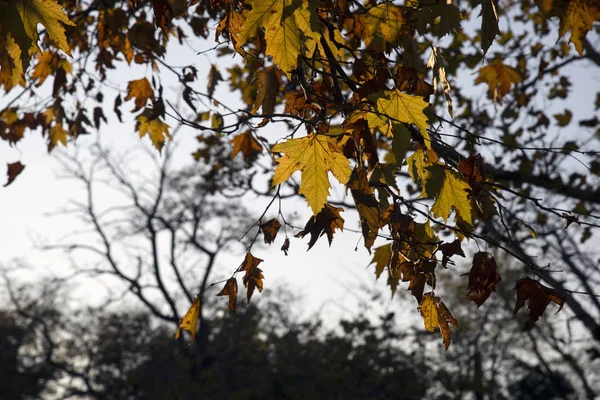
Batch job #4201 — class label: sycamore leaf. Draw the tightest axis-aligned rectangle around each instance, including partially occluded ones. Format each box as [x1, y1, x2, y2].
[419, 293, 458, 350]
[438, 239, 465, 267]
[252, 67, 280, 115]
[295, 203, 344, 250]
[369, 243, 392, 279]
[475, 61, 521, 104]
[514, 278, 565, 324]
[175, 297, 200, 342]
[48, 123, 67, 151]
[217, 278, 238, 313]
[125, 78, 154, 112]
[260, 218, 282, 244]
[207, 64, 223, 99]
[466, 252, 501, 307]
[264, 3, 302, 77]
[558, 0, 600, 56]
[272, 134, 351, 215]
[135, 115, 172, 152]
[14, 0, 76, 57]
[374, 89, 430, 143]
[0, 32, 26, 90]
[281, 237, 290, 255]
[427, 168, 473, 225]
[413, 2, 461, 37]
[236, 0, 281, 47]
[4, 161, 25, 187]
[480, 0, 500, 54]
[230, 131, 263, 160]
[237, 252, 265, 303]
[363, 3, 406, 46]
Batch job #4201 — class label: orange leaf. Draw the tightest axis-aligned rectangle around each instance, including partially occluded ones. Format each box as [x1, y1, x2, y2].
[475, 61, 521, 104]
[4, 161, 25, 187]
[217, 278, 238, 313]
[237, 252, 265, 303]
[466, 252, 501, 307]
[514, 278, 565, 324]
[230, 131, 263, 160]
[125, 78, 154, 111]
[260, 218, 281, 244]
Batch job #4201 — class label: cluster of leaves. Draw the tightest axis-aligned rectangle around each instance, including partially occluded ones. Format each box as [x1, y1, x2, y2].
[1, 0, 599, 349]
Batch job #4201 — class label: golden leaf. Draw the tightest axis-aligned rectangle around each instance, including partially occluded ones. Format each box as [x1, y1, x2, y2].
[237, 252, 265, 303]
[558, 0, 600, 56]
[125, 78, 154, 112]
[230, 131, 263, 160]
[175, 297, 201, 342]
[217, 278, 238, 313]
[135, 115, 172, 152]
[272, 134, 351, 215]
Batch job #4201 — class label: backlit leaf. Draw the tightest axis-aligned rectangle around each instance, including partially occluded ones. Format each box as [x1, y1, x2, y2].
[557, 0, 600, 56]
[295, 203, 344, 250]
[374, 89, 431, 142]
[175, 297, 200, 342]
[475, 61, 521, 104]
[135, 115, 171, 152]
[260, 218, 282, 244]
[272, 134, 351, 215]
[363, 3, 406, 46]
[369, 243, 392, 279]
[230, 131, 263, 160]
[237, 252, 265, 303]
[514, 278, 565, 324]
[466, 252, 501, 307]
[420, 293, 458, 350]
[428, 168, 473, 225]
[125, 78, 154, 112]
[4, 161, 25, 187]
[217, 278, 238, 313]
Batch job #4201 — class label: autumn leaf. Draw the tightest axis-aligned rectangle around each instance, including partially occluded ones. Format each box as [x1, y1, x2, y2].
[475, 61, 521, 104]
[419, 293, 458, 350]
[557, 0, 600, 56]
[135, 115, 172, 152]
[438, 239, 465, 267]
[4, 161, 25, 186]
[175, 297, 200, 342]
[427, 47, 453, 118]
[272, 134, 351, 215]
[263, 3, 303, 76]
[480, 0, 500, 54]
[125, 78, 154, 112]
[426, 168, 473, 225]
[295, 203, 344, 250]
[48, 123, 68, 151]
[237, 252, 265, 303]
[372, 89, 431, 142]
[151, 0, 173, 32]
[260, 218, 281, 244]
[207, 64, 223, 99]
[236, 0, 281, 48]
[281, 237, 290, 255]
[0, 33, 25, 90]
[514, 278, 565, 324]
[230, 131, 263, 160]
[252, 67, 280, 115]
[466, 252, 501, 307]
[217, 278, 238, 313]
[369, 243, 392, 279]
[363, 3, 406, 46]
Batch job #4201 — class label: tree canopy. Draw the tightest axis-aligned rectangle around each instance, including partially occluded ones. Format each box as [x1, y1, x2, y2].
[0, 0, 599, 350]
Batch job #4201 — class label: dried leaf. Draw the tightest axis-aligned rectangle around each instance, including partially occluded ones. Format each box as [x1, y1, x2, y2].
[369, 243, 392, 279]
[217, 278, 238, 313]
[237, 252, 265, 303]
[207, 64, 223, 99]
[419, 293, 457, 350]
[230, 131, 262, 160]
[514, 278, 565, 324]
[260, 218, 281, 244]
[466, 252, 501, 307]
[438, 239, 465, 267]
[4, 161, 25, 186]
[281, 237, 290, 255]
[125, 78, 154, 112]
[295, 203, 344, 250]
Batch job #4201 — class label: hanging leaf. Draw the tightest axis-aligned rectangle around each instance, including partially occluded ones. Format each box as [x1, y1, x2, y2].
[556, 0, 600, 56]
[217, 278, 238, 313]
[272, 134, 351, 215]
[230, 131, 263, 160]
[281, 237, 290, 255]
[135, 114, 171, 152]
[207, 64, 223, 99]
[237, 252, 265, 303]
[4, 161, 25, 186]
[260, 218, 282, 244]
[175, 297, 201, 342]
[438, 239, 465, 267]
[480, 0, 500, 54]
[514, 278, 565, 324]
[125, 78, 154, 111]
[369, 243, 392, 279]
[295, 203, 344, 250]
[475, 61, 522, 104]
[419, 293, 458, 350]
[466, 252, 501, 307]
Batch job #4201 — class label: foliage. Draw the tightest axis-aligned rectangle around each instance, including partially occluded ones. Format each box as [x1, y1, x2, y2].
[0, 0, 599, 350]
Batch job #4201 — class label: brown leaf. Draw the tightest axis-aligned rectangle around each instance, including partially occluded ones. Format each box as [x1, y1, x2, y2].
[252, 66, 280, 115]
[230, 131, 263, 160]
[152, 0, 173, 32]
[4, 161, 25, 187]
[419, 292, 457, 350]
[295, 203, 345, 251]
[260, 218, 281, 245]
[217, 278, 238, 313]
[207, 64, 223, 99]
[281, 237, 290, 256]
[438, 239, 465, 267]
[237, 252, 264, 303]
[466, 252, 501, 307]
[368, 244, 392, 279]
[514, 278, 565, 324]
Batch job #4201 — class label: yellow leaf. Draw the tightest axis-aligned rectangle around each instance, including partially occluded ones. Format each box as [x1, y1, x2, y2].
[236, 0, 281, 47]
[237, 252, 265, 303]
[0, 32, 25, 90]
[429, 168, 473, 225]
[558, 0, 600, 56]
[420, 294, 439, 332]
[230, 131, 263, 160]
[475, 61, 521, 104]
[136, 115, 172, 152]
[375, 89, 431, 143]
[264, 4, 302, 77]
[216, 278, 238, 313]
[14, 0, 75, 56]
[48, 123, 67, 151]
[175, 297, 200, 342]
[369, 244, 392, 279]
[125, 78, 154, 112]
[364, 3, 406, 46]
[272, 134, 352, 215]
[31, 50, 72, 85]
[252, 67, 280, 115]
